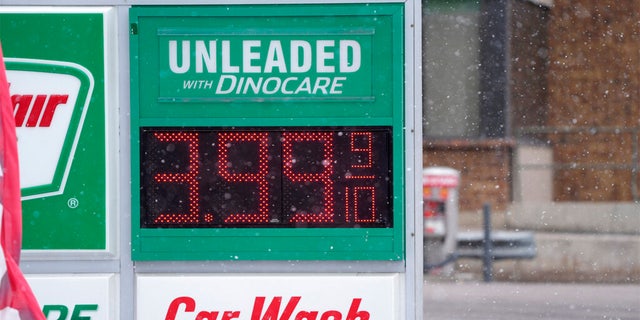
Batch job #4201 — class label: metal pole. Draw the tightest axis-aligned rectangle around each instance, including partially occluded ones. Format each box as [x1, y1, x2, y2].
[482, 203, 493, 282]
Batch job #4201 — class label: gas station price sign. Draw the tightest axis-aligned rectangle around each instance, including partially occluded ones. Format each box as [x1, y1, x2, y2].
[141, 126, 392, 228]
[131, 4, 405, 261]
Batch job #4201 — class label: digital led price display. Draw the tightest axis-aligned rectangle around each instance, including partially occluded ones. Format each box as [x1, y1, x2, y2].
[140, 127, 392, 228]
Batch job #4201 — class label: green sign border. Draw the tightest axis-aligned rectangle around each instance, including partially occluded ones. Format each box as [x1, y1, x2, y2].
[130, 4, 404, 261]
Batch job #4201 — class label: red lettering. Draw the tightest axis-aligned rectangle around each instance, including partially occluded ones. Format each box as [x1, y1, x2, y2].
[12, 94, 32, 127]
[25, 95, 46, 127]
[11, 94, 69, 127]
[166, 297, 240, 320]
[295, 311, 319, 320]
[222, 311, 241, 320]
[196, 310, 240, 320]
[345, 299, 369, 320]
[320, 311, 342, 320]
[196, 311, 220, 320]
[165, 296, 196, 320]
[39, 94, 68, 127]
[251, 296, 301, 320]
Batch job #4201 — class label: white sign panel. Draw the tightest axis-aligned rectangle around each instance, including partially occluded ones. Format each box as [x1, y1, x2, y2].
[26, 274, 117, 320]
[7, 59, 94, 199]
[137, 274, 401, 319]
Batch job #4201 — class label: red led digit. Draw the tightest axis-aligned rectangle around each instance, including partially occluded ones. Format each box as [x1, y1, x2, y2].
[353, 186, 376, 223]
[344, 186, 377, 223]
[345, 187, 351, 222]
[350, 132, 373, 168]
[152, 132, 201, 224]
[218, 132, 270, 223]
[346, 132, 375, 179]
[283, 132, 335, 223]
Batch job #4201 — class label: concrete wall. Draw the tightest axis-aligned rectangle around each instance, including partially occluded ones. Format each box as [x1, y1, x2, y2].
[457, 232, 640, 283]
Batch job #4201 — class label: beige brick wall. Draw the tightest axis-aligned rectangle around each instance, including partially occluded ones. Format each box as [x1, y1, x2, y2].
[423, 0, 640, 210]
[423, 140, 512, 211]
[547, 0, 640, 201]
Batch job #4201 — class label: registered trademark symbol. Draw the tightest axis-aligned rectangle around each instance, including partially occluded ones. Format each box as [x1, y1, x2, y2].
[67, 198, 79, 209]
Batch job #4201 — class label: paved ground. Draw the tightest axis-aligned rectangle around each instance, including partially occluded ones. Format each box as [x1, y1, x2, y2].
[424, 280, 640, 320]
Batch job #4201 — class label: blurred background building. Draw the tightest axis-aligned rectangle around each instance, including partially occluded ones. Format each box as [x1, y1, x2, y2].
[422, 0, 639, 282]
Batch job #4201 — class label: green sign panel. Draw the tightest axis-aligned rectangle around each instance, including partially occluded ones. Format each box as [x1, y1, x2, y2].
[158, 32, 373, 101]
[131, 4, 404, 261]
[0, 9, 113, 250]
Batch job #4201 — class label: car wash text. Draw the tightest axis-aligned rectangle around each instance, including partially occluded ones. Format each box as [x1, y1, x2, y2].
[164, 296, 371, 320]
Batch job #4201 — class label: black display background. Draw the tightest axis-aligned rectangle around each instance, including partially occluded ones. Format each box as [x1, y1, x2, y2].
[140, 127, 393, 228]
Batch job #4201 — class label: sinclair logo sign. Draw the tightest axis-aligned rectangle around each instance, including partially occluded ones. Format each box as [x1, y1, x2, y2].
[6, 58, 94, 200]
[1, 8, 111, 251]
